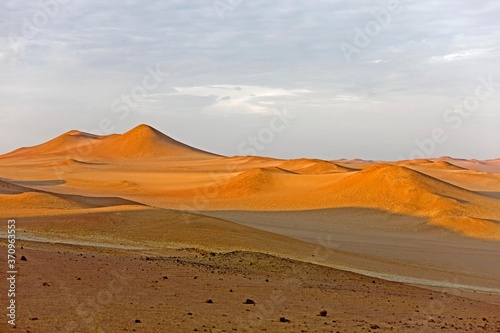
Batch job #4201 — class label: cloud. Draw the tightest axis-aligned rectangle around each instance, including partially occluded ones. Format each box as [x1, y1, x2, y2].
[428, 48, 495, 63]
[169, 85, 312, 115]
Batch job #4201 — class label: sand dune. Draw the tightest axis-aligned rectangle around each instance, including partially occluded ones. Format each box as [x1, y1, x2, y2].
[316, 164, 500, 238]
[435, 156, 500, 173]
[49, 159, 106, 167]
[218, 167, 295, 196]
[2, 125, 497, 239]
[280, 158, 351, 174]
[88, 124, 219, 160]
[430, 160, 467, 170]
[324, 163, 481, 211]
[0, 130, 110, 159]
[397, 159, 466, 170]
[0, 124, 218, 161]
[0, 179, 142, 216]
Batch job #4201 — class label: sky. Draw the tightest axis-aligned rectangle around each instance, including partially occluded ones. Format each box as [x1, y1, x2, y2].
[1, 0, 499, 160]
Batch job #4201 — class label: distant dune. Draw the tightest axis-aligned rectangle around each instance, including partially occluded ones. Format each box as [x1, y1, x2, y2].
[88, 124, 219, 160]
[0, 130, 110, 159]
[280, 158, 351, 174]
[0, 124, 217, 161]
[434, 156, 500, 173]
[218, 167, 294, 196]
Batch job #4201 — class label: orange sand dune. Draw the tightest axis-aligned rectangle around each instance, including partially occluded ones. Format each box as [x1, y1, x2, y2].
[396, 159, 465, 170]
[0, 124, 218, 161]
[434, 156, 500, 173]
[0, 125, 499, 240]
[0, 130, 111, 159]
[396, 159, 434, 166]
[323, 164, 482, 212]
[217, 167, 296, 196]
[88, 124, 219, 160]
[280, 158, 351, 174]
[0, 179, 142, 216]
[430, 160, 467, 170]
[317, 164, 500, 239]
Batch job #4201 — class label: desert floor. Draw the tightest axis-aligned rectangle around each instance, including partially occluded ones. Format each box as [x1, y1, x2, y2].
[1, 240, 499, 333]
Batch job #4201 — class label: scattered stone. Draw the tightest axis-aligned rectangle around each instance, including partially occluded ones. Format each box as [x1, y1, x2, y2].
[20, 256, 27, 261]
[279, 317, 290, 323]
[206, 299, 213, 304]
[29, 318, 38, 321]
[42, 282, 50, 287]
[319, 310, 328, 317]
[135, 319, 141, 324]
[370, 324, 380, 329]
[243, 299, 255, 305]
[162, 276, 168, 280]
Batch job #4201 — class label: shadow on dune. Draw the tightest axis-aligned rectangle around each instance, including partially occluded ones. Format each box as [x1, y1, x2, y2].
[4, 179, 66, 187]
[478, 191, 500, 200]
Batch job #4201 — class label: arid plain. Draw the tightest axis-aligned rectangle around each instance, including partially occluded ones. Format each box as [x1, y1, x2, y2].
[1, 124, 499, 332]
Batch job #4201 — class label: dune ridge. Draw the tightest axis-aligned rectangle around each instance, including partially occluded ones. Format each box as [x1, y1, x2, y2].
[88, 124, 218, 160]
[0, 130, 110, 159]
[0, 124, 217, 161]
[280, 158, 351, 174]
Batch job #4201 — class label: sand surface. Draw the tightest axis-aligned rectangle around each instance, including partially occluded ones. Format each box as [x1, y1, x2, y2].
[1, 241, 499, 333]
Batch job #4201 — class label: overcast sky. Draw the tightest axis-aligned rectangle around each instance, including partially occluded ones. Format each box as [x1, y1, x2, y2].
[1, 0, 499, 160]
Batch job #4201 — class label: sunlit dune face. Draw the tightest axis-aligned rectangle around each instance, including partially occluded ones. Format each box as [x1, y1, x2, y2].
[0, 125, 499, 240]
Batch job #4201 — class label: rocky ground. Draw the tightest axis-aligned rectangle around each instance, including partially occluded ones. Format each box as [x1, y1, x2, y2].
[2, 240, 499, 333]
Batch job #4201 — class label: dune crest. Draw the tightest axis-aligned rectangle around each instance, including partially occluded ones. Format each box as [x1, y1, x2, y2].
[324, 164, 484, 214]
[0, 124, 218, 161]
[280, 158, 351, 174]
[71, 124, 218, 160]
[218, 167, 293, 196]
[0, 130, 109, 159]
